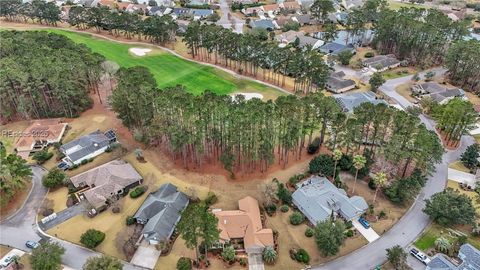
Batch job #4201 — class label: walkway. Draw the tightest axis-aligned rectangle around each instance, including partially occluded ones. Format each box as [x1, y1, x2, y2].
[352, 219, 380, 243]
[247, 252, 265, 270]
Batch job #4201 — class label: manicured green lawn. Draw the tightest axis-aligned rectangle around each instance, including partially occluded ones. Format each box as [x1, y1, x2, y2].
[388, 0, 430, 10]
[46, 29, 284, 97]
[415, 224, 480, 252]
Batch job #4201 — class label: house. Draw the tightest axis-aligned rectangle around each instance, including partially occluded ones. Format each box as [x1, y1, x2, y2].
[126, 4, 147, 14]
[261, 3, 281, 17]
[188, 0, 210, 6]
[250, 19, 278, 31]
[297, 35, 324, 49]
[315, 29, 374, 47]
[147, 6, 168, 16]
[282, 1, 300, 12]
[213, 196, 274, 254]
[362, 54, 400, 72]
[411, 82, 466, 104]
[171, 8, 193, 19]
[59, 130, 117, 166]
[326, 71, 356, 93]
[341, 0, 363, 10]
[242, 6, 263, 16]
[191, 9, 214, 20]
[143, 0, 174, 7]
[71, 160, 143, 210]
[275, 15, 295, 28]
[297, 0, 313, 8]
[292, 176, 368, 225]
[334, 91, 387, 113]
[292, 14, 312, 25]
[276, 30, 305, 47]
[426, 243, 480, 270]
[14, 119, 68, 159]
[319, 42, 355, 55]
[134, 183, 189, 245]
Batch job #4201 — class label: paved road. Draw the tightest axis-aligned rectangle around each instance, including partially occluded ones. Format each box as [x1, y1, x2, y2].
[216, 0, 244, 33]
[313, 67, 474, 270]
[0, 166, 145, 270]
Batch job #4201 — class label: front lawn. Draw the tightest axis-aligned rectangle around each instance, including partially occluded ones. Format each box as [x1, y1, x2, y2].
[448, 161, 470, 173]
[382, 68, 415, 80]
[415, 223, 480, 252]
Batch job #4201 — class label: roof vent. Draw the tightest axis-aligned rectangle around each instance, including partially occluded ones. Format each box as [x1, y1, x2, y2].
[94, 143, 99, 147]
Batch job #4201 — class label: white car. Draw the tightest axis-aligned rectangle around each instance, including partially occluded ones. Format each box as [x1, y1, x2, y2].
[410, 248, 431, 265]
[0, 255, 13, 267]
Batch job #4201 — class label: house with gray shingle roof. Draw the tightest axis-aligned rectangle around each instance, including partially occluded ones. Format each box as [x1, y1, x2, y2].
[426, 244, 480, 270]
[412, 82, 466, 105]
[334, 91, 387, 113]
[292, 176, 368, 225]
[326, 71, 356, 93]
[134, 183, 189, 245]
[249, 19, 278, 31]
[319, 42, 355, 55]
[362, 54, 401, 72]
[60, 130, 116, 166]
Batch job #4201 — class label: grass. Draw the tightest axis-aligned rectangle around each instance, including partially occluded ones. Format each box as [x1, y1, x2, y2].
[43, 29, 284, 97]
[382, 68, 415, 80]
[447, 180, 480, 218]
[415, 223, 480, 252]
[448, 161, 471, 173]
[388, 0, 430, 10]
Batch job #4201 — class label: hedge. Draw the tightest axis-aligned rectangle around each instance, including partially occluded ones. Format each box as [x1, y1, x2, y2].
[130, 186, 146, 198]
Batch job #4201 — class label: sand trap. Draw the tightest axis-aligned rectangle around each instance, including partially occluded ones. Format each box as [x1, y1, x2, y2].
[129, 47, 152, 56]
[231, 93, 264, 100]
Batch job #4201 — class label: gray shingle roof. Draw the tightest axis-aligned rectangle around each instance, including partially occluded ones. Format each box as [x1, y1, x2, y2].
[334, 91, 387, 113]
[426, 254, 457, 270]
[319, 42, 355, 55]
[250, 19, 276, 30]
[459, 243, 480, 270]
[292, 176, 368, 225]
[362, 54, 400, 69]
[60, 130, 114, 164]
[134, 183, 189, 242]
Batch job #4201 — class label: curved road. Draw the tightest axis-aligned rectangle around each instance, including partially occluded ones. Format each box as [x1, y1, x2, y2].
[313, 68, 475, 270]
[0, 166, 144, 270]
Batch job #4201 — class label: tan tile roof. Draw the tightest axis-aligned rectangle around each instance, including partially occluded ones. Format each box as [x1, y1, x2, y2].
[262, 3, 280, 12]
[15, 119, 67, 153]
[72, 160, 142, 208]
[282, 1, 300, 10]
[214, 196, 274, 250]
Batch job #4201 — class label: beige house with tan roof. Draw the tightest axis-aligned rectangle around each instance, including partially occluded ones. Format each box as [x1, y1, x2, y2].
[213, 196, 274, 254]
[14, 119, 67, 159]
[71, 160, 143, 210]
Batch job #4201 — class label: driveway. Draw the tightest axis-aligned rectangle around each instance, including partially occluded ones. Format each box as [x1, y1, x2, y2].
[352, 219, 380, 243]
[312, 67, 475, 270]
[0, 165, 146, 270]
[216, 0, 244, 33]
[39, 203, 85, 231]
[448, 168, 476, 187]
[247, 253, 265, 270]
[130, 243, 161, 270]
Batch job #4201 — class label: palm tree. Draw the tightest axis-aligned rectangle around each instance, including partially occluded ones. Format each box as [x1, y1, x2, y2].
[352, 155, 366, 194]
[332, 149, 342, 181]
[372, 172, 387, 204]
[262, 246, 278, 264]
[435, 237, 452, 254]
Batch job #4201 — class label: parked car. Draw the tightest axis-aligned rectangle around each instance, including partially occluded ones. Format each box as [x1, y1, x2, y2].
[358, 217, 370, 229]
[0, 255, 13, 267]
[25, 240, 40, 249]
[57, 162, 69, 171]
[410, 248, 431, 265]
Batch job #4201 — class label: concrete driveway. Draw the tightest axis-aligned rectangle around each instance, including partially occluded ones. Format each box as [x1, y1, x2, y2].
[130, 244, 161, 270]
[448, 168, 476, 187]
[352, 219, 380, 243]
[39, 203, 85, 231]
[247, 253, 265, 270]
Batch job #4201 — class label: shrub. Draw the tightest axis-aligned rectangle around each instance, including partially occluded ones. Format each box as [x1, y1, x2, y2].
[221, 245, 236, 262]
[276, 183, 292, 204]
[289, 212, 305, 225]
[307, 137, 321, 154]
[81, 159, 89, 165]
[204, 192, 218, 206]
[308, 154, 334, 176]
[368, 179, 377, 190]
[379, 210, 387, 219]
[32, 150, 54, 164]
[337, 50, 354, 65]
[305, 228, 314, 237]
[364, 52, 374, 58]
[239, 257, 247, 266]
[80, 229, 105, 249]
[338, 154, 353, 171]
[345, 220, 353, 229]
[42, 169, 68, 188]
[288, 173, 307, 186]
[280, 205, 289, 213]
[262, 246, 278, 264]
[130, 186, 146, 198]
[126, 216, 136, 225]
[294, 249, 310, 264]
[111, 206, 120, 213]
[345, 230, 354, 237]
[176, 257, 192, 270]
[265, 204, 277, 216]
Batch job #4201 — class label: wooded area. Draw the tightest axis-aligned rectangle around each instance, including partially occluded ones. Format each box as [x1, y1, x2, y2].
[111, 66, 443, 177]
[183, 22, 330, 94]
[0, 31, 104, 121]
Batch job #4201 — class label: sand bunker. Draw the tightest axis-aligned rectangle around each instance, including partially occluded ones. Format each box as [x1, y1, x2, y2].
[231, 93, 264, 100]
[129, 48, 152, 56]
